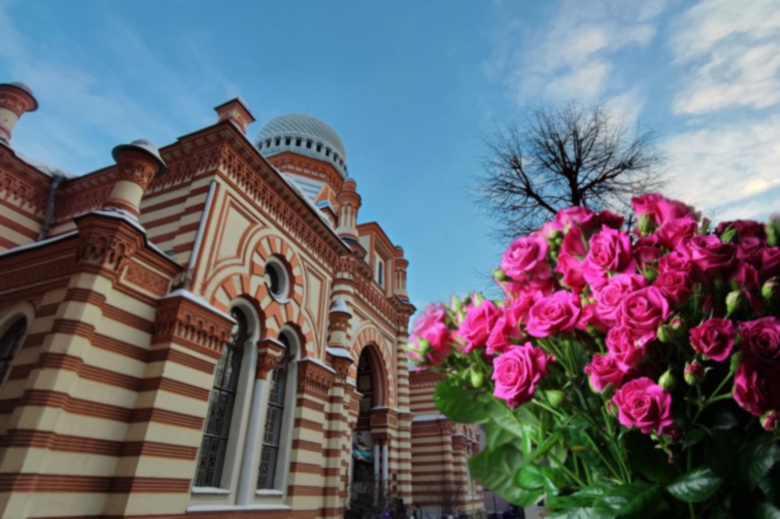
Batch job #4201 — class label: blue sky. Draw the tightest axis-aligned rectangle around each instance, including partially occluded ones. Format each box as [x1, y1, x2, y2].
[1, 0, 779, 313]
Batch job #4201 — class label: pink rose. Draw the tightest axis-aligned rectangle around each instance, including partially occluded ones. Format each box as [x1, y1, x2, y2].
[654, 269, 693, 306]
[761, 247, 780, 279]
[578, 302, 608, 333]
[505, 292, 538, 329]
[581, 227, 636, 285]
[763, 411, 780, 431]
[554, 252, 587, 293]
[658, 250, 693, 274]
[526, 291, 582, 338]
[617, 286, 671, 338]
[737, 236, 764, 266]
[561, 227, 588, 257]
[689, 318, 735, 362]
[717, 220, 767, 242]
[585, 354, 631, 392]
[486, 316, 514, 355]
[553, 206, 596, 232]
[408, 303, 454, 365]
[595, 274, 647, 327]
[658, 217, 699, 249]
[634, 235, 662, 271]
[632, 194, 695, 227]
[734, 361, 780, 417]
[596, 210, 625, 230]
[500, 234, 551, 283]
[458, 300, 502, 353]
[606, 326, 650, 371]
[612, 377, 674, 435]
[492, 343, 553, 408]
[684, 234, 736, 280]
[739, 317, 780, 365]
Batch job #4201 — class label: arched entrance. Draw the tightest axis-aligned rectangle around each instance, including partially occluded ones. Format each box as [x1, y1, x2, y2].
[350, 345, 387, 509]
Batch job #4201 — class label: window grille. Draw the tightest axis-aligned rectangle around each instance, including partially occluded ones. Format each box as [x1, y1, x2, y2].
[0, 318, 26, 385]
[257, 333, 291, 489]
[194, 308, 247, 487]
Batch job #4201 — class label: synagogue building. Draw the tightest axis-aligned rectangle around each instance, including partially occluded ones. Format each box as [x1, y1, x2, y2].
[0, 81, 483, 518]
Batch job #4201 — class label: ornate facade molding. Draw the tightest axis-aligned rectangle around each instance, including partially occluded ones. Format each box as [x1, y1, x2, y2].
[256, 338, 285, 380]
[114, 150, 158, 190]
[77, 227, 141, 274]
[0, 152, 50, 214]
[124, 263, 169, 296]
[152, 293, 233, 358]
[296, 358, 335, 398]
[218, 145, 342, 271]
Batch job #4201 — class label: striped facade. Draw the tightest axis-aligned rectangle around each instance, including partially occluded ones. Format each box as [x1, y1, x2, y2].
[0, 83, 483, 518]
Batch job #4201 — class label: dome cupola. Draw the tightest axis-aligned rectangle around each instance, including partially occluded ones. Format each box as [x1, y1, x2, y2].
[255, 113, 348, 178]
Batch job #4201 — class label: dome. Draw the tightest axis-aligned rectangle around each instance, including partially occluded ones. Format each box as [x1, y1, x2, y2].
[255, 114, 348, 178]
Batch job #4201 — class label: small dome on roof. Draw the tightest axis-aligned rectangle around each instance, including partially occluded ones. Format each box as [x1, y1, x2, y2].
[112, 139, 167, 177]
[256, 113, 348, 178]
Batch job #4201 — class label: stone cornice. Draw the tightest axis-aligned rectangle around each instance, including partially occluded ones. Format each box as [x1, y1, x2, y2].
[152, 292, 234, 360]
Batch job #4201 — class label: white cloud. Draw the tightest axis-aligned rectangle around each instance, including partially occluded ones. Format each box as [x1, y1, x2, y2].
[663, 115, 780, 221]
[672, 0, 780, 114]
[492, 0, 668, 102]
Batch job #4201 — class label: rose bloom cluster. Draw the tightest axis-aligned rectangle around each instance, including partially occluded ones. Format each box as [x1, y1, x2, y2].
[407, 194, 780, 437]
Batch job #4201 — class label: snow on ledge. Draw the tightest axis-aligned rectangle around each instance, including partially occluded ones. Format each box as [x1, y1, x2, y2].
[187, 504, 292, 512]
[162, 289, 236, 323]
[413, 414, 447, 422]
[0, 231, 77, 258]
[326, 346, 353, 360]
[298, 356, 336, 374]
[330, 299, 351, 315]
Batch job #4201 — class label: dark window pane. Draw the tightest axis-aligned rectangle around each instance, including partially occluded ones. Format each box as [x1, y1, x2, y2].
[194, 308, 247, 487]
[0, 318, 26, 385]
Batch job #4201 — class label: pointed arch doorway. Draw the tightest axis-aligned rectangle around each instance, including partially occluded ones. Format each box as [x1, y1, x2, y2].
[350, 345, 388, 507]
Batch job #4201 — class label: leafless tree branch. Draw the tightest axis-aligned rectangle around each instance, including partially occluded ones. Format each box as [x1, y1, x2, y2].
[475, 100, 666, 241]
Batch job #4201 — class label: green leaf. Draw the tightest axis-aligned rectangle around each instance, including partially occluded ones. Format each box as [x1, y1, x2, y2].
[469, 445, 527, 505]
[514, 488, 545, 508]
[740, 435, 779, 490]
[548, 508, 614, 519]
[682, 428, 707, 450]
[434, 379, 491, 423]
[483, 419, 516, 448]
[532, 431, 562, 462]
[516, 463, 545, 490]
[666, 466, 724, 503]
[624, 432, 677, 484]
[759, 464, 780, 507]
[594, 481, 661, 519]
[753, 502, 780, 519]
[701, 406, 739, 430]
[705, 430, 739, 477]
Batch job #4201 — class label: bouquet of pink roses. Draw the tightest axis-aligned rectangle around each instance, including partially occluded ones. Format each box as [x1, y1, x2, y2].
[408, 194, 780, 518]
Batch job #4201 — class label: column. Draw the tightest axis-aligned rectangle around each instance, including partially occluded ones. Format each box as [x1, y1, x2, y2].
[236, 338, 284, 505]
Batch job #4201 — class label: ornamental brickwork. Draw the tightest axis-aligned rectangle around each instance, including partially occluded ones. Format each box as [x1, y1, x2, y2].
[0, 85, 481, 519]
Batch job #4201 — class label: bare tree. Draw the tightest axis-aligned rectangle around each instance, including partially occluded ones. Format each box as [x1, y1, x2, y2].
[477, 101, 666, 240]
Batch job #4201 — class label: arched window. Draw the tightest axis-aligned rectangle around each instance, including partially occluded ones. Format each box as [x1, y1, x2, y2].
[257, 330, 297, 490]
[0, 318, 27, 386]
[195, 308, 248, 488]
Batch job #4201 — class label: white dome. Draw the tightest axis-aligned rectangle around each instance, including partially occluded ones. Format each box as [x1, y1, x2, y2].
[256, 114, 348, 178]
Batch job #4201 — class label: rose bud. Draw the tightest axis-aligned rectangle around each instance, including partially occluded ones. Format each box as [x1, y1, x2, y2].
[492, 269, 507, 282]
[638, 213, 655, 236]
[470, 369, 485, 389]
[659, 369, 677, 392]
[762, 411, 780, 431]
[665, 424, 683, 443]
[720, 228, 737, 244]
[726, 290, 743, 316]
[545, 390, 564, 408]
[684, 361, 705, 386]
[762, 278, 778, 301]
